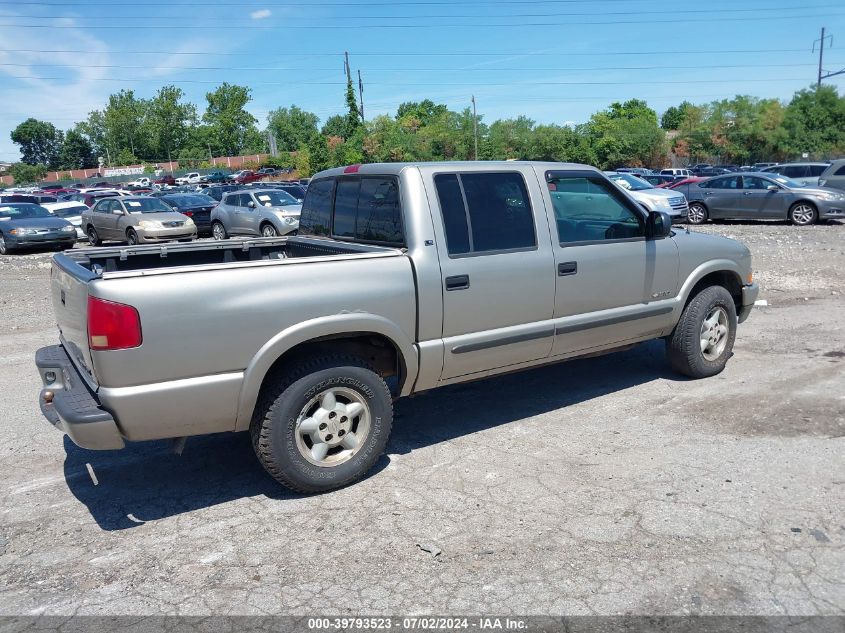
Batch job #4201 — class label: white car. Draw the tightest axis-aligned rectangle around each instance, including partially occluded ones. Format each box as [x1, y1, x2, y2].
[42, 201, 89, 240]
[127, 177, 151, 187]
[604, 171, 689, 220]
[660, 168, 692, 179]
[176, 172, 202, 185]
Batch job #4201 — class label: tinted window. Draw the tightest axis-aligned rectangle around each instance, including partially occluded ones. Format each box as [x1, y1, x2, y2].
[236, 193, 252, 207]
[96, 199, 113, 213]
[333, 179, 360, 238]
[833, 165, 845, 176]
[782, 165, 807, 178]
[356, 178, 403, 244]
[299, 178, 335, 237]
[742, 176, 770, 190]
[222, 193, 237, 206]
[706, 176, 741, 189]
[808, 165, 827, 177]
[434, 174, 471, 255]
[546, 175, 644, 244]
[434, 172, 535, 255]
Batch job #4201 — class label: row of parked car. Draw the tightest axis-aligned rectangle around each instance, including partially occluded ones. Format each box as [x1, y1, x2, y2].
[0, 181, 307, 254]
[621, 160, 845, 189]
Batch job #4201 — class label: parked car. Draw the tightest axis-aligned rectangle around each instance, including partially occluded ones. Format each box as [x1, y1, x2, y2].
[641, 174, 677, 187]
[684, 173, 845, 225]
[818, 159, 845, 191]
[176, 172, 202, 186]
[277, 183, 307, 202]
[257, 167, 277, 176]
[0, 202, 77, 254]
[82, 196, 197, 246]
[127, 177, 151, 188]
[153, 175, 176, 187]
[604, 172, 688, 219]
[42, 201, 90, 240]
[31, 194, 59, 204]
[35, 161, 759, 493]
[616, 167, 653, 177]
[39, 183, 65, 191]
[158, 193, 217, 235]
[227, 169, 266, 185]
[200, 171, 229, 184]
[203, 184, 241, 202]
[62, 191, 120, 208]
[211, 188, 301, 239]
[753, 162, 778, 170]
[660, 168, 692, 179]
[761, 162, 831, 186]
[0, 194, 38, 204]
[690, 163, 712, 171]
[694, 167, 733, 177]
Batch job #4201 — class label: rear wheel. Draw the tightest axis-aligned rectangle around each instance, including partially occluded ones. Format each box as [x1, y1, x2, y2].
[250, 354, 393, 494]
[87, 226, 102, 246]
[789, 202, 817, 226]
[260, 223, 278, 238]
[666, 285, 737, 378]
[126, 228, 139, 246]
[687, 202, 708, 225]
[211, 221, 228, 241]
[0, 233, 10, 255]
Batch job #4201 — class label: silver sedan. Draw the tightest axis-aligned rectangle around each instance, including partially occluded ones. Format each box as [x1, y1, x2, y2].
[681, 173, 845, 226]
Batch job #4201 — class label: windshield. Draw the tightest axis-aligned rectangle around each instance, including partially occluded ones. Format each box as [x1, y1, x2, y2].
[165, 195, 215, 208]
[123, 198, 173, 214]
[0, 203, 53, 219]
[770, 175, 804, 188]
[50, 205, 88, 218]
[608, 173, 653, 191]
[253, 190, 299, 207]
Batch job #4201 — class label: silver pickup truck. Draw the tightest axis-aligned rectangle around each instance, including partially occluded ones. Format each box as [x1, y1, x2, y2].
[36, 161, 758, 493]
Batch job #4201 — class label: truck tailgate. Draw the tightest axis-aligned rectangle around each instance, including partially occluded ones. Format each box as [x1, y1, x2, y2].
[51, 259, 97, 387]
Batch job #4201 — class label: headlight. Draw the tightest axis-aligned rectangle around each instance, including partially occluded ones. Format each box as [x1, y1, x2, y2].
[61, 225, 76, 233]
[138, 220, 163, 229]
[184, 217, 195, 225]
[9, 228, 36, 235]
[284, 216, 297, 225]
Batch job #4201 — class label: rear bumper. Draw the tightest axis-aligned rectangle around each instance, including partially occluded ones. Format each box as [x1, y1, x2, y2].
[738, 282, 759, 324]
[35, 345, 125, 450]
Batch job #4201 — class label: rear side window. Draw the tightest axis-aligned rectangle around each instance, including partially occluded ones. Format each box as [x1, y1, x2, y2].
[835, 165, 845, 176]
[332, 179, 360, 238]
[299, 178, 335, 237]
[433, 172, 535, 256]
[355, 178, 403, 244]
[808, 165, 826, 177]
[782, 165, 807, 178]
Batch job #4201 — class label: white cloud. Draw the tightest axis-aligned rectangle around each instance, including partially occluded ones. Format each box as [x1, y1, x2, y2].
[250, 9, 272, 20]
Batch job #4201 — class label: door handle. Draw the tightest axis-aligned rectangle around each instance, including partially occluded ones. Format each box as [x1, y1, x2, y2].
[445, 274, 470, 291]
[744, 192, 753, 196]
[558, 261, 577, 276]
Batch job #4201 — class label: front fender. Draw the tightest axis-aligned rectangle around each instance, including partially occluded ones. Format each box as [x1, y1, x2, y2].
[234, 313, 419, 431]
[677, 259, 745, 304]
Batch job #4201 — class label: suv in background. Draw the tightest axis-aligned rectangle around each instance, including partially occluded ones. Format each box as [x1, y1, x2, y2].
[604, 171, 689, 220]
[761, 162, 830, 186]
[817, 160, 845, 191]
[660, 168, 692, 179]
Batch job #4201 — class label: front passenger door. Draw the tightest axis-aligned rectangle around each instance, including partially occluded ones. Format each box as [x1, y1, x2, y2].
[545, 171, 679, 356]
[737, 176, 788, 219]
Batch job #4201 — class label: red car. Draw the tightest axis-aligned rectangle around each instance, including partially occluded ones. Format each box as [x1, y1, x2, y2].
[153, 175, 177, 186]
[658, 177, 705, 189]
[228, 169, 266, 184]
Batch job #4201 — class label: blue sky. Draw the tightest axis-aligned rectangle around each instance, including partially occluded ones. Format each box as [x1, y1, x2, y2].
[1, 0, 844, 162]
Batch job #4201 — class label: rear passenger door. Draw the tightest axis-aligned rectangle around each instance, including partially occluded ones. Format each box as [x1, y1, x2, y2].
[425, 170, 556, 380]
[699, 176, 742, 218]
[545, 170, 679, 356]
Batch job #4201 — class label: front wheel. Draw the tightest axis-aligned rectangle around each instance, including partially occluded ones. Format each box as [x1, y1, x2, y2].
[87, 226, 102, 246]
[789, 202, 817, 226]
[0, 233, 10, 255]
[211, 221, 228, 241]
[250, 354, 393, 494]
[666, 285, 737, 379]
[260, 223, 278, 238]
[126, 229, 139, 246]
[687, 202, 708, 225]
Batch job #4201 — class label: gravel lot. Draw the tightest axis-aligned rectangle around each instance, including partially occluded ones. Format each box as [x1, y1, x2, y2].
[0, 222, 843, 616]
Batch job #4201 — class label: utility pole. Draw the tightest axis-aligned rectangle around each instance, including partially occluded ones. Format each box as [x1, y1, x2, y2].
[344, 51, 352, 85]
[358, 69, 365, 122]
[814, 28, 844, 86]
[471, 95, 478, 160]
[817, 27, 826, 87]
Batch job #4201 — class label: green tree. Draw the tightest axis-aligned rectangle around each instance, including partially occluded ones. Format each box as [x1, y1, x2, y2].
[345, 73, 361, 138]
[103, 90, 146, 159]
[142, 85, 197, 161]
[588, 99, 666, 169]
[58, 129, 97, 169]
[321, 114, 347, 138]
[10, 118, 63, 167]
[267, 106, 319, 152]
[660, 101, 694, 130]
[202, 83, 260, 156]
[482, 116, 536, 159]
[9, 162, 48, 185]
[783, 85, 845, 158]
[396, 100, 449, 128]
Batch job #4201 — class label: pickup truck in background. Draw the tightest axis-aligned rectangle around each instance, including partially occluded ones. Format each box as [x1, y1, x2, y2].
[36, 161, 758, 493]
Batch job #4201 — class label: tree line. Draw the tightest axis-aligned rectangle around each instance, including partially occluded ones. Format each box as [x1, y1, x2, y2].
[7, 79, 845, 184]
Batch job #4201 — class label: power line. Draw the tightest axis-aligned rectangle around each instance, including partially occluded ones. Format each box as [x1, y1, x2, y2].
[0, 0, 804, 5]
[6, 5, 838, 19]
[1, 12, 842, 28]
[0, 62, 833, 72]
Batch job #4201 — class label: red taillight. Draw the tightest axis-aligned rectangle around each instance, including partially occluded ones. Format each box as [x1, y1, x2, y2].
[344, 164, 361, 173]
[182, 211, 193, 217]
[88, 297, 142, 351]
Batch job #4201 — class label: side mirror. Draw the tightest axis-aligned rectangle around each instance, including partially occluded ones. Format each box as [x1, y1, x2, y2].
[767, 185, 779, 191]
[112, 208, 124, 215]
[247, 201, 256, 208]
[647, 210, 672, 239]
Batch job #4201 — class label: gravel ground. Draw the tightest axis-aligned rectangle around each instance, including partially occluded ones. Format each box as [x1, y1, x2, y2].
[0, 222, 843, 616]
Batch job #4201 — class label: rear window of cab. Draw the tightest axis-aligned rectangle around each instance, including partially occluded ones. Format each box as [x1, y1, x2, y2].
[299, 176, 405, 246]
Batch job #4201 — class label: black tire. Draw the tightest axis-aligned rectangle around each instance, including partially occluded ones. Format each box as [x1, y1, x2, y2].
[126, 228, 139, 245]
[666, 285, 737, 379]
[687, 202, 709, 225]
[86, 226, 102, 246]
[260, 222, 278, 237]
[211, 221, 228, 241]
[250, 354, 393, 494]
[788, 201, 817, 226]
[0, 232, 10, 255]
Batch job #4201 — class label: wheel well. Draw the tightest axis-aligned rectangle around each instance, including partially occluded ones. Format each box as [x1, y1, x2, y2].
[259, 220, 275, 230]
[258, 333, 406, 400]
[689, 200, 707, 210]
[686, 271, 743, 314]
[790, 199, 817, 210]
